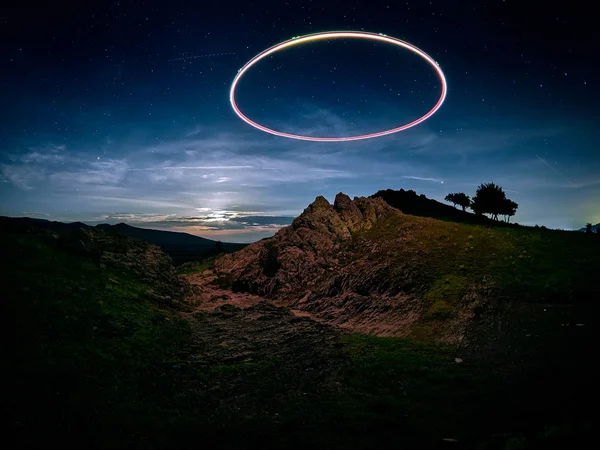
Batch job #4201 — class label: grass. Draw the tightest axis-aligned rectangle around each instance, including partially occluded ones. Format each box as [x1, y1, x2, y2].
[356, 214, 600, 305]
[4, 233, 192, 447]
[422, 274, 468, 319]
[176, 255, 219, 275]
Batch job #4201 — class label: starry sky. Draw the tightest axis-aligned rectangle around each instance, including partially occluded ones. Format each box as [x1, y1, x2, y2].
[1, 0, 598, 242]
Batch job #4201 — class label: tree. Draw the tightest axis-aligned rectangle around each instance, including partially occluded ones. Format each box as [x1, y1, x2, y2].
[585, 223, 593, 234]
[470, 182, 507, 220]
[445, 192, 471, 211]
[499, 198, 519, 223]
[506, 200, 518, 223]
[470, 198, 484, 217]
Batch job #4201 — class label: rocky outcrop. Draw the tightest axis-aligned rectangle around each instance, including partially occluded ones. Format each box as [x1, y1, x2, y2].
[213, 192, 497, 343]
[214, 193, 402, 299]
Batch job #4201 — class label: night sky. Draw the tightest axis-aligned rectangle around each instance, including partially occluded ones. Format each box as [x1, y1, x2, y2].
[1, 0, 598, 242]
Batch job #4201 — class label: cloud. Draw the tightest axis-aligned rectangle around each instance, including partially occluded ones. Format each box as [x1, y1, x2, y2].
[20, 152, 68, 164]
[21, 211, 51, 217]
[0, 165, 46, 190]
[85, 196, 192, 209]
[127, 165, 254, 171]
[401, 175, 443, 183]
[50, 159, 130, 186]
[229, 215, 294, 226]
[148, 225, 280, 243]
[3, 116, 597, 238]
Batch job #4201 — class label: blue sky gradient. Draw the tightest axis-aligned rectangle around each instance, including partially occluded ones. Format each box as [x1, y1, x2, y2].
[1, 1, 598, 241]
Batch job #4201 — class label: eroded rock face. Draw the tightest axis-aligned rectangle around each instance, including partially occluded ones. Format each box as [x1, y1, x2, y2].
[214, 193, 401, 299]
[213, 193, 485, 343]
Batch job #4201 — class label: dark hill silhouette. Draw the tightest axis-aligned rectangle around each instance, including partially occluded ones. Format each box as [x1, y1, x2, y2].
[371, 188, 507, 226]
[578, 222, 600, 233]
[0, 216, 90, 233]
[0, 216, 247, 265]
[96, 222, 247, 264]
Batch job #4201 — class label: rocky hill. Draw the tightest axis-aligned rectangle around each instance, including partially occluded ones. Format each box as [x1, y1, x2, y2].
[215, 193, 399, 296]
[215, 192, 599, 345]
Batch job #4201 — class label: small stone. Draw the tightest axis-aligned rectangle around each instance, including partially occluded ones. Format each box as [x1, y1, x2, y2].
[454, 357, 463, 363]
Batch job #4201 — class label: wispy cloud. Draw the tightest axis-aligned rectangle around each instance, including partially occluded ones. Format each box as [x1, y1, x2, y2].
[127, 165, 254, 171]
[85, 196, 193, 209]
[2, 115, 598, 238]
[401, 175, 444, 183]
[21, 211, 51, 217]
[0, 165, 46, 190]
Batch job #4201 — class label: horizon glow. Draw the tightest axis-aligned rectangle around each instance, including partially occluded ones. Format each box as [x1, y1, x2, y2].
[229, 31, 448, 142]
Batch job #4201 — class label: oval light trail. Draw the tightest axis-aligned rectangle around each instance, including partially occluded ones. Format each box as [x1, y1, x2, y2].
[229, 31, 447, 142]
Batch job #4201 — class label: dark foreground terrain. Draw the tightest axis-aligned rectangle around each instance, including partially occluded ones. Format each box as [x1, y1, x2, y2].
[3, 202, 597, 449]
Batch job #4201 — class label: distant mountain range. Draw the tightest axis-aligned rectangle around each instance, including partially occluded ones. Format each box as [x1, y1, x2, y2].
[0, 217, 247, 265]
[96, 223, 247, 264]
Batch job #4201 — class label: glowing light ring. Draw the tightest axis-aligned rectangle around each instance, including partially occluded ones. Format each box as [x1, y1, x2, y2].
[230, 31, 447, 142]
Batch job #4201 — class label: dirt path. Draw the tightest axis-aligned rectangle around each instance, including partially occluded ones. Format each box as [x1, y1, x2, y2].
[183, 269, 324, 323]
[177, 269, 340, 371]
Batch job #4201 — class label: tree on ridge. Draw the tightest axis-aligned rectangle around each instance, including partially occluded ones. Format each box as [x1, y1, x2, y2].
[445, 192, 471, 211]
[470, 182, 508, 221]
[500, 199, 519, 223]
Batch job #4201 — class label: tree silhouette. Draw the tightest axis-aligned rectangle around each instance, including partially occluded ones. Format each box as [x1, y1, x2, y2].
[506, 200, 518, 223]
[445, 192, 471, 211]
[470, 198, 484, 217]
[499, 198, 519, 223]
[585, 223, 593, 234]
[470, 182, 507, 220]
[444, 193, 458, 208]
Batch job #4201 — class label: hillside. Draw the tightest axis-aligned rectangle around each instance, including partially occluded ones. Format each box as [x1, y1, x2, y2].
[215, 193, 599, 342]
[4, 202, 598, 449]
[0, 216, 246, 265]
[370, 188, 521, 227]
[96, 222, 247, 264]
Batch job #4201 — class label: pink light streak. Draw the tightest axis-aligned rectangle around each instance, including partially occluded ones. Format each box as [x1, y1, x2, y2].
[229, 31, 448, 142]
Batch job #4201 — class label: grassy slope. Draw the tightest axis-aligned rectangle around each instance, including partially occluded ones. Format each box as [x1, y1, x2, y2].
[4, 232, 194, 446]
[355, 214, 600, 304]
[4, 223, 597, 449]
